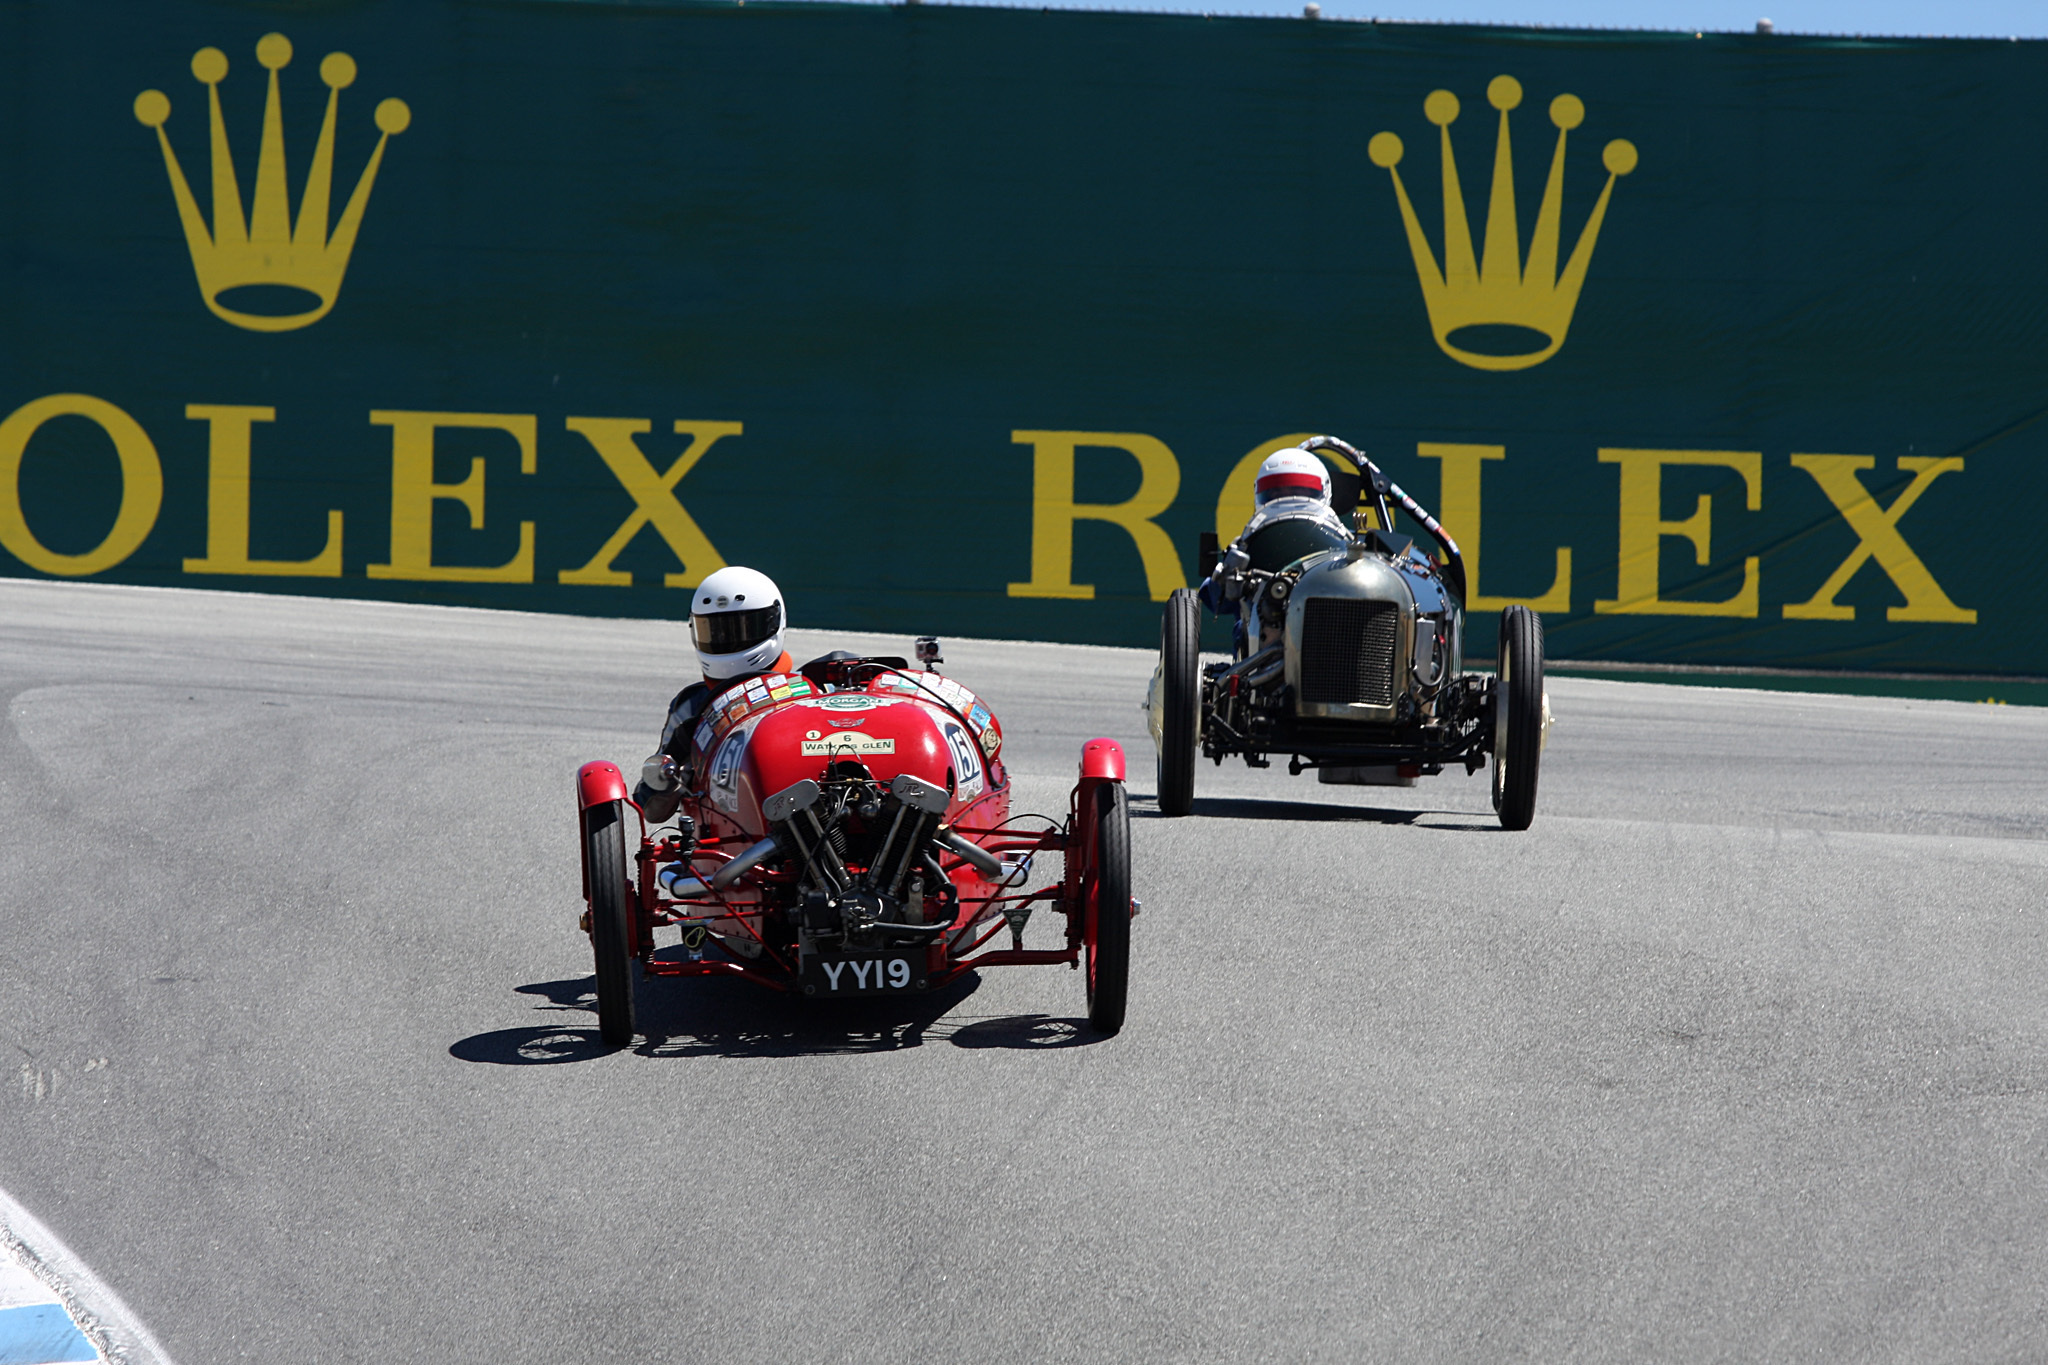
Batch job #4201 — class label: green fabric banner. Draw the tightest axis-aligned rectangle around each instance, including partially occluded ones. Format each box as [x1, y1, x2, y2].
[2, 1, 2042, 672]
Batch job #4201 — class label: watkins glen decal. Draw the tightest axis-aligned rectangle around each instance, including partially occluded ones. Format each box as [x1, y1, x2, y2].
[800, 733, 896, 757]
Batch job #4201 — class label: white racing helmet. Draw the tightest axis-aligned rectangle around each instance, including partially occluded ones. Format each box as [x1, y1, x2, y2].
[691, 566, 787, 680]
[1254, 448, 1333, 507]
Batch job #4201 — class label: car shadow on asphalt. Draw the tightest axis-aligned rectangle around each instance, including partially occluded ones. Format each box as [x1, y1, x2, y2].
[449, 965, 1110, 1063]
[1130, 793, 1496, 828]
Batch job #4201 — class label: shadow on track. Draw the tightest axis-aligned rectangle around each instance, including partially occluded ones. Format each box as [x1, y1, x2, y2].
[1130, 793, 1496, 829]
[945, 1013, 1097, 1049]
[450, 965, 1109, 1063]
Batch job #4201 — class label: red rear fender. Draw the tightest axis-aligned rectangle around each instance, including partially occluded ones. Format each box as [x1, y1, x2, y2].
[577, 760, 630, 811]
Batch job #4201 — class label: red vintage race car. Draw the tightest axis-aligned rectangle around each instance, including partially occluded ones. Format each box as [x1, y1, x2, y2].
[572, 646, 1134, 1045]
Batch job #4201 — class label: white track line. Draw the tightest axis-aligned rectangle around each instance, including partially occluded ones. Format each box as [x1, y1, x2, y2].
[0, 1187, 174, 1365]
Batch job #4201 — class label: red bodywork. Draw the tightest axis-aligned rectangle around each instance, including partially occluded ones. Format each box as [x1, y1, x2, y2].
[579, 666, 1129, 998]
[703, 690, 998, 840]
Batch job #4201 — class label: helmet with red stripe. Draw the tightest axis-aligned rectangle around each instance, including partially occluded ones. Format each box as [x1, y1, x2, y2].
[1253, 448, 1332, 507]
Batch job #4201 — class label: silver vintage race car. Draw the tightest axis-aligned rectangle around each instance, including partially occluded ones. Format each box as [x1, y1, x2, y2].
[1147, 435, 1549, 829]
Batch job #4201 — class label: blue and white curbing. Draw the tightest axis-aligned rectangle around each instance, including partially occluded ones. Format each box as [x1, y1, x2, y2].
[0, 1252, 96, 1364]
[0, 1189, 174, 1365]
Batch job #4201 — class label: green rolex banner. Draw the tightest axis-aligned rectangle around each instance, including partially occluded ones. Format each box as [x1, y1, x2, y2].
[1, 1, 2043, 674]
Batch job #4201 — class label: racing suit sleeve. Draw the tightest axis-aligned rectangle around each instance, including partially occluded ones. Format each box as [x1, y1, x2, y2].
[1198, 535, 1251, 615]
[633, 683, 710, 823]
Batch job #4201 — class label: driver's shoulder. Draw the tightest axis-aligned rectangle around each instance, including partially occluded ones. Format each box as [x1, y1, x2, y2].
[671, 680, 711, 711]
[659, 682, 714, 750]
[1242, 500, 1344, 536]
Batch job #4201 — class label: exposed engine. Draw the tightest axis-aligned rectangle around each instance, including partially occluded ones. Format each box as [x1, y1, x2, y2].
[662, 762, 996, 953]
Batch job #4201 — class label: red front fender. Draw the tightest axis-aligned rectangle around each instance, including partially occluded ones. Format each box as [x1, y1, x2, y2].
[577, 760, 630, 810]
[1078, 738, 1126, 783]
[1073, 737, 1127, 828]
[576, 761, 636, 907]
[1064, 738, 1128, 933]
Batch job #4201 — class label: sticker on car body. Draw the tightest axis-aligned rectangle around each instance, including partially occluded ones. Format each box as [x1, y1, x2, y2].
[944, 722, 984, 798]
[708, 718, 760, 813]
[813, 695, 886, 712]
[800, 734, 896, 757]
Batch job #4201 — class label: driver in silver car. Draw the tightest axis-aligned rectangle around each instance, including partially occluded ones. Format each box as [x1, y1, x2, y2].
[1198, 447, 1352, 652]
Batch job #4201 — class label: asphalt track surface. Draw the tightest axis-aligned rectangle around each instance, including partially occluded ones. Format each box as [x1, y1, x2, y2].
[4, 580, 2047, 1363]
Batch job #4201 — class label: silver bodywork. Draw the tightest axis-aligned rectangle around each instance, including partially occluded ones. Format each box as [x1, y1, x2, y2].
[1146, 537, 1466, 750]
[1284, 546, 1462, 725]
[1147, 432, 1548, 820]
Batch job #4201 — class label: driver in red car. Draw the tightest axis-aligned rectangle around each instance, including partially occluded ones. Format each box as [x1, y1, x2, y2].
[633, 565, 792, 823]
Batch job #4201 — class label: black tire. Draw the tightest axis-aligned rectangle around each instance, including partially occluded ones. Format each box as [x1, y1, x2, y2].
[1085, 781, 1132, 1035]
[583, 799, 639, 1046]
[1156, 588, 1201, 818]
[1491, 606, 1545, 832]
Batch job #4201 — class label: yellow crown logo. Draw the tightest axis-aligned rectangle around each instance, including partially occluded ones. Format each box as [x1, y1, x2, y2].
[1368, 76, 1637, 372]
[134, 33, 411, 332]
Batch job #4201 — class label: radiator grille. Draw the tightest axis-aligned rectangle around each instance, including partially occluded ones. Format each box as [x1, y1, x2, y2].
[1299, 598, 1398, 707]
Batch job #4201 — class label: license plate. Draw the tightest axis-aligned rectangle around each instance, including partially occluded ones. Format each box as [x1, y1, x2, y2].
[801, 951, 926, 996]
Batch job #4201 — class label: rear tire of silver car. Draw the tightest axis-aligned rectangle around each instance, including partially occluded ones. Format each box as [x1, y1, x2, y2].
[1157, 588, 1201, 818]
[1491, 606, 1544, 832]
[583, 799, 639, 1047]
[1085, 781, 1132, 1036]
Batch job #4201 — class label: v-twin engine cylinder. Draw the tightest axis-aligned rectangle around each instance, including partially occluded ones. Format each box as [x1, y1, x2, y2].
[768, 770, 957, 947]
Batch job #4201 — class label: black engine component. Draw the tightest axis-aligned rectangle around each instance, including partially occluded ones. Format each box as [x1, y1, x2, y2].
[763, 768, 956, 948]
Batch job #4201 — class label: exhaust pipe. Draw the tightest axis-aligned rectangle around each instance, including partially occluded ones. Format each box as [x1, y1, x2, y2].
[934, 826, 1001, 878]
[1221, 643, 1281, 681]
[1216, 642, 1283, 689]
[658, 867, 714, 897]
[710, 834, 781, 890]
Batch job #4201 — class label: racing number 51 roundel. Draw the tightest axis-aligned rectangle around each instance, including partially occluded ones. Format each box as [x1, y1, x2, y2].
[944, 721, 983, 799]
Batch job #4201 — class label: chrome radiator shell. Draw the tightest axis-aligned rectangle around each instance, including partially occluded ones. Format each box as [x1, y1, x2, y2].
[1284, 554, 1414, 723]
